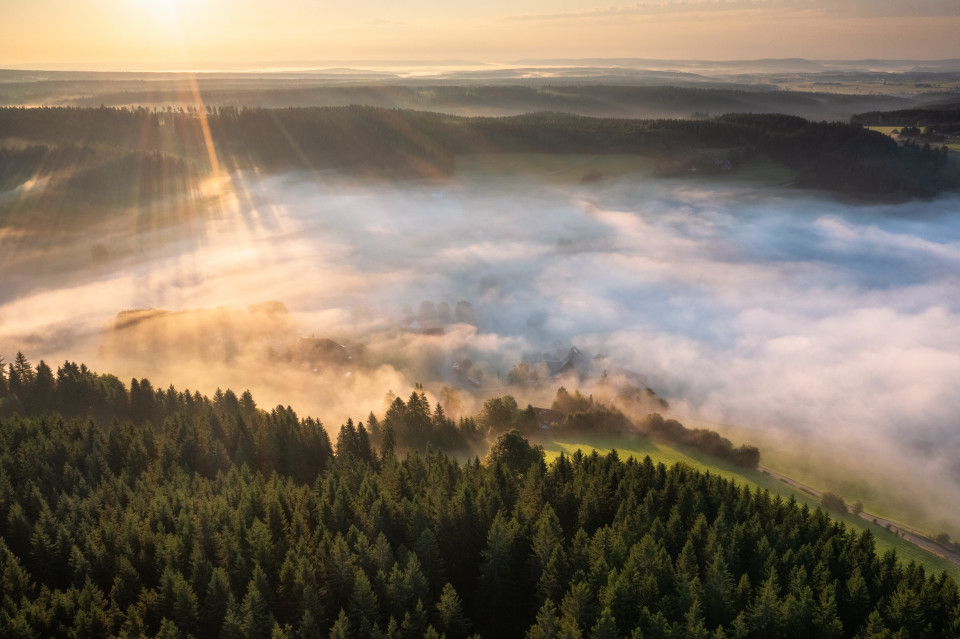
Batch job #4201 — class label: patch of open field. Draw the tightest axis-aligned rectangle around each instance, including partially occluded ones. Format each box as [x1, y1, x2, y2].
[456, 152, 796, 187]
[867, 126, 901, 136]
[778, 79, 960, 96]
[681, 418, 960, 543]
[538, 434, 960, 581]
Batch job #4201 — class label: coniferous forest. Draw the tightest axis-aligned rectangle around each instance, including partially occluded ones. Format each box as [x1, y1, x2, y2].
[0, 355, 958, 637]
[0, 106, 956, 210]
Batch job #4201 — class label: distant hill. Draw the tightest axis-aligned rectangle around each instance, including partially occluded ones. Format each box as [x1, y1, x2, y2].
[852, 104, 960, 126]
[1, 106, 956, 208]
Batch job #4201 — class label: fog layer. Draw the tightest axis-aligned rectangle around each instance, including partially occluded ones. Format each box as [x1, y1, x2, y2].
[2, 165, 959, 532]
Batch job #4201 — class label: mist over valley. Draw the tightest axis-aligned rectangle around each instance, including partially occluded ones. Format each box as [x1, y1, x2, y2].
[3, 150, 959, 534]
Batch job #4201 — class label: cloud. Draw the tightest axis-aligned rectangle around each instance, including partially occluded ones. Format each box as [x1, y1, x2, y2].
[503, 0, 960, 23]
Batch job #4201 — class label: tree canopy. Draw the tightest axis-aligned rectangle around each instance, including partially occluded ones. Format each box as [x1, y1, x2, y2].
[0, 356, 957, 637]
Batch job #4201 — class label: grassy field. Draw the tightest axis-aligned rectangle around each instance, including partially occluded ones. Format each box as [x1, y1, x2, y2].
[680, 417, 960, 542]
[868, 126, 960, 154]
[781, 79, 960, 96]
[456, 152, 796, 187]
[537, 433, 960, 581]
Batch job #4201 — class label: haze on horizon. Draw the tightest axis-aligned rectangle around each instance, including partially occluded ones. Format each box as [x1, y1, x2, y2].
[3, 0, 960, 70]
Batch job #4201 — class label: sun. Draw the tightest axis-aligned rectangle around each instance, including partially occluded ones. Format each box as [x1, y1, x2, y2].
[123, 0, 202, 67]
[133, 0, 186, 24]
[136, 0, 181, 8]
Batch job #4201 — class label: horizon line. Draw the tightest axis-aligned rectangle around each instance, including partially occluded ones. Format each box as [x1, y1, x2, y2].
[4, 56, 960, 75]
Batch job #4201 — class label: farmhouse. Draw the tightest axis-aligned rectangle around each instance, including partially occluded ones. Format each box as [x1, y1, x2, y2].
[540, 345, 592, 378]
[532, 407, 564, 431]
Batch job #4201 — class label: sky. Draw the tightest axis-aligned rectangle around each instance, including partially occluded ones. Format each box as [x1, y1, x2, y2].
[3, 0, 960, 69]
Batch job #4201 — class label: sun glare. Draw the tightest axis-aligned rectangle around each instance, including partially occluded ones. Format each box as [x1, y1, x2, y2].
[132, 0, 178, 24]
[137, 0, 181, 11]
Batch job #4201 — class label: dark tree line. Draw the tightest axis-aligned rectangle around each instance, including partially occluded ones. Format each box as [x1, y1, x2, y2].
[2, 106, 956, 213]
[637, 413, 760, 469]
[375, 388, 484, 457]
[0, 355, 745, 469]
[1, 355, 958, 637]
[479, 387, 760, 469]
[58, 83, 899, 119]
[851, 106, 960, 128]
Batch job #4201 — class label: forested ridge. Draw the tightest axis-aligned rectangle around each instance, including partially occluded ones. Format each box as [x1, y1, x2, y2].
[851, 105, 960, 128]
[0, 106, 955, 212]
[0, 355, 958, 637]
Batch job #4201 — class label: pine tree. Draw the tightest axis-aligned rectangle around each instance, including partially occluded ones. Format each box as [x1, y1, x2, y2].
[703, 550, 733, 628]
[589, 607, 618, 639]
[478, 512, 522, 633]
[0, 355, 7, 398]
[813, 582, 844, 638]
[843, 566, 872, 632]
[29, 360, 55, 413]
[160, 567, 198, 636]
[199, 567, 232, 637]
[298, 609, 323, 639]
[348, 567, 379, 633]
[527, 599, 561, 639]
[379, 422, 396, 460]
[400, 600, 428, 639]
[435, 583, 469, 639]
[328, 609, 350, 639]
[683, 597, 712, 639]
[560, 581, 596, 635]
[356, 422, 376, 466]
[746, 572, 781, 638]
[13, 352, 34, 387]
[241, 565, 275, 638]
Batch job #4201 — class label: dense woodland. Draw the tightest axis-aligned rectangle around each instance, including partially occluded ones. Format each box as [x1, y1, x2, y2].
[850, 105, 960, 146]
[0, 76, 923, 120]
[541, 389, 759, 470]
[851, 105, 960, 128]
[0, 354, 958, 637]
[0, 105, 956, 219]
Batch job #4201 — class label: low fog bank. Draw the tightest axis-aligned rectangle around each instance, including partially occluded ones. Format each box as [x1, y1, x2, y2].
[2, 166, 960, 533]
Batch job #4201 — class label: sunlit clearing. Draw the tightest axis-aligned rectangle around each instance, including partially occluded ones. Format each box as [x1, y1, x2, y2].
[198, 174, 232, 200]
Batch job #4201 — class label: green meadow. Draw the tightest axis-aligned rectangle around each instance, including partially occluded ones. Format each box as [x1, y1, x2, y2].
[455, 152, 797, 186]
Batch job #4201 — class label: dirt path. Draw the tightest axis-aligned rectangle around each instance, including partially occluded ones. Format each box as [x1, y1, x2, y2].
[758, 466, 960, 568]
